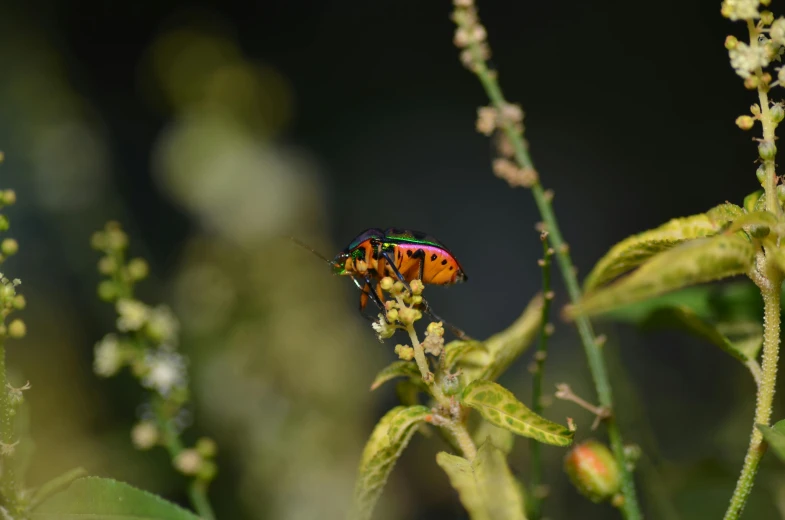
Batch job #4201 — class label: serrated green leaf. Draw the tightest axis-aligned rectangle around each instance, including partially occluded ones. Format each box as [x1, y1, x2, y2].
[462, 380, 573, 447]
[583, 204, 743, 292]
[370, 361, 422, 391]
[472, 421, 515, 455]
[569, 234, 756, 319]
[31, 477, 200, 519]
[351, 405, 430, 520]
[461, 294, 543, 383]
[758, 419, 785, 462]
[436, 442, 527, 520]
[443, 340, 488, 371]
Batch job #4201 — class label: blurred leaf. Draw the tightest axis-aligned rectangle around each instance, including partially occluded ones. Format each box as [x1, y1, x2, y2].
[370, 361, 422, 391]
[395, 379, 423, 406]
[758, 420, 785, 463]
[436, 442, 527, 520]
[462, 380, 573, 447]
[639, 306, 761, 380]
[583, 204, 743, 292]
[724, 210, 777, 236]
[472, 420, 515, 455]
[462, 294, 543, 383]
[444, 340, 487, 371]
[569, 235, 756, 318]
[604, 280, 763, 325]
[351, 405, 430, 520]
[29, 467, 88, 511]
[31, 477, 200, 519]
[744, 190, 763, 212]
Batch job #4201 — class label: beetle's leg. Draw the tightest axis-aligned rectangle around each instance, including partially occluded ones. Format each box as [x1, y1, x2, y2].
[352, 276, 383, 322]
[361, 274, 387, 315]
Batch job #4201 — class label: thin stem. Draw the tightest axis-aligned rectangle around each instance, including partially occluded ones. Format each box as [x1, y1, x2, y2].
[0, 345, 18, 516]
[724, 267, 782, 519]
[529, 237, 552, 519]
[453, 6, 641, 518]
[449, 421, 479, 461]
[155, 401, 216, 520]
[405, 323, 446, 403]
[405, 323, 478, 461]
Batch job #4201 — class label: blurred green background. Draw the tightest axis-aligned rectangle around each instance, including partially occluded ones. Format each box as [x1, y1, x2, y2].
[0, 0, 781, 518]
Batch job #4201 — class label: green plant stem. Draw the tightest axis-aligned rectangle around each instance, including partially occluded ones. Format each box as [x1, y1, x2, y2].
[724, 268, 783, 519]
[0, 344, 19, 516]
[454, 7, 641, 518]
[405, 324, 478, 461]
[529, 238, 552, 520]
[155, 402, 216, 520]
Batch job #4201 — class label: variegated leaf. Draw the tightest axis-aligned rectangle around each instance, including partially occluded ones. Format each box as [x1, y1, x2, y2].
[462, 380, 573, 447]
[569, 234, 756, 318]
[351, 405, 430, 520]
[583, 203, 744, 292]
[436, 442, 527, 520]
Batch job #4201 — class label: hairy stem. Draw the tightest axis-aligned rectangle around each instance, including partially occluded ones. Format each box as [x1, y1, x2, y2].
[529, 237, 552, 519]
[724, 266, 782, 519]
[0, 345, 18, 516]
[453, 5, 641, 518]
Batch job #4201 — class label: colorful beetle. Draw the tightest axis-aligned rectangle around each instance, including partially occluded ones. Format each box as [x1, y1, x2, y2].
[331, 227, 468, 316]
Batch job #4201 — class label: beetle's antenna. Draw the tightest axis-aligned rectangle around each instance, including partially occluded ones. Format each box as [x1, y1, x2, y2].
[288, 236, 335, 266]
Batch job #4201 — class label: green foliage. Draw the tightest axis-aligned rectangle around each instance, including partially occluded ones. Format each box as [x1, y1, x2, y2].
[570, 235, 756, 318]
[462, 380, 573, 447]
[623, 305, 761, 381]
[582, 203, 743, 293]
[31, 477, 201, 519]
[351, 405, 430, 520]
[757, 420, 785, 463]
[436, 442, 527, 520]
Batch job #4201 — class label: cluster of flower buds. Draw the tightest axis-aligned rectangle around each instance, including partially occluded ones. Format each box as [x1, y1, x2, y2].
[91, 222, 187, 400]
[92, 221, 216, 484]
[132, 420, 218, 482]
[0, 190, 26, 343]
[371, 277, 425, 341]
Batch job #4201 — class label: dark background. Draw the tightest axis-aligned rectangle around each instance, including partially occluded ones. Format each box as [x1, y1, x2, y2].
[0, 1, 778, 519]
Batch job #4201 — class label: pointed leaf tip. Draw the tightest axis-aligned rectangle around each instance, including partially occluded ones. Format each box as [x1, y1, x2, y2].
[570, 234, 756, 319]
[462, 380, 573, 447]
[583, 204, 743, 293]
